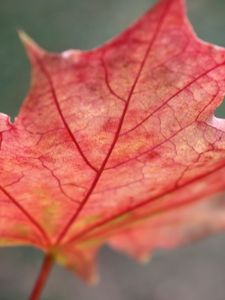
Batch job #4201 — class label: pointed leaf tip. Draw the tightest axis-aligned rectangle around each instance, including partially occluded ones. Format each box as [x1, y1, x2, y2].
[18, 30, 45, 62]
[138, 254, 152, 265]
[157, 0, 186, 12]
[87, 272, 100, 286]
[161, 0, 185, 5]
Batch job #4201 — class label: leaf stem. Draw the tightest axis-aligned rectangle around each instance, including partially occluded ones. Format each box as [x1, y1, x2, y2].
[29, 253, 54, 300]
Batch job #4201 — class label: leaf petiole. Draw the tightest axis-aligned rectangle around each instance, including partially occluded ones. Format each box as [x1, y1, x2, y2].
[28, 253, 54, 300]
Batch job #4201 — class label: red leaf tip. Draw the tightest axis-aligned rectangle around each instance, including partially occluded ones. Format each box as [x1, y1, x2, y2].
[156, 0, 186, 16]
[18, 30, 45, 62]
[87, 272, 100, 286]
[138, 254, 152, 265]
[160, 0, 185, 5]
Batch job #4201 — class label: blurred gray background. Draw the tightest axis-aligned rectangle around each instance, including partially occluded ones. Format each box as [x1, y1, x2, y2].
[1, 0, 225, 299]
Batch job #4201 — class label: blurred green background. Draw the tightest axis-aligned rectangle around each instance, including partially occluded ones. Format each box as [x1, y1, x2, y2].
[1, 0, 225, 299]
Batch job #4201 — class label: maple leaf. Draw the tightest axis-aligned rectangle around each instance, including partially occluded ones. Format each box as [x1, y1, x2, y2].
[1, 0, 225, 283]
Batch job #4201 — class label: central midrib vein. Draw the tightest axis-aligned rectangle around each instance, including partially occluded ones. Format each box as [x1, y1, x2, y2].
[53, 0, 173, 246]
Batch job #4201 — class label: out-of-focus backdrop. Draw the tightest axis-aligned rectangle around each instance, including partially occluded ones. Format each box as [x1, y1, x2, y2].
[1, 0, 225, 299]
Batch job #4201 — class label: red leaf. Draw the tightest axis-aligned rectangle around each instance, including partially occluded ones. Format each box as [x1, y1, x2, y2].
[1, 0, 225, 282]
